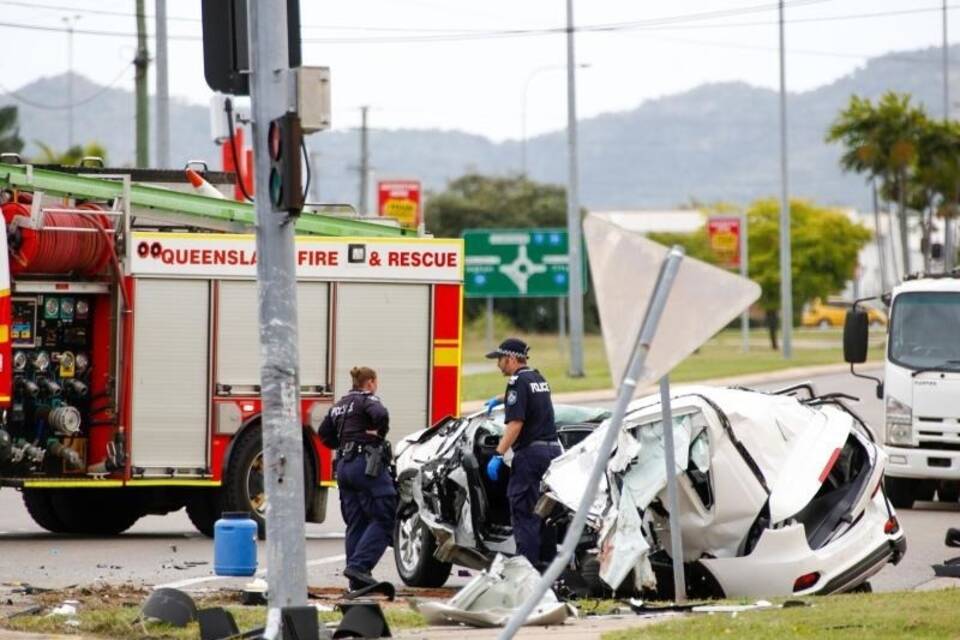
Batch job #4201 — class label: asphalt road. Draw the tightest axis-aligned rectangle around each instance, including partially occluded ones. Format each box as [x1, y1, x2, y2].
[0, 368, 956, 594]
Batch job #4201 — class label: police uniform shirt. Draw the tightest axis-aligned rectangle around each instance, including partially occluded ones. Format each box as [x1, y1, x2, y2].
[503, 367, 557, 449]
[318, 390, 389, 449]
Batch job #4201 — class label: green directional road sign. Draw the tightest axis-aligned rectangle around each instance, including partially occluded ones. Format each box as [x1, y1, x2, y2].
[463, 228, 583, 298]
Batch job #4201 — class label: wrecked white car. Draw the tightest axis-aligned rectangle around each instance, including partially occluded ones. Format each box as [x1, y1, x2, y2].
[540, 384, 907, 599]
[393, 404, 607, 587]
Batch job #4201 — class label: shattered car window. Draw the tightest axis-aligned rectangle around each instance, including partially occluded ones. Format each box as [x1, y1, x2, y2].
[554, 405, 611, 425]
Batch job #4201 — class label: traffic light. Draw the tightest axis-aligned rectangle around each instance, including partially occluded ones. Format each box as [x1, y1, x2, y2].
[268, 113, 304, 213]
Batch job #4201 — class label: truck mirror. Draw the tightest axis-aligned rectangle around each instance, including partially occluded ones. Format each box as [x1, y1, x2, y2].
[843, 309, 869, 364]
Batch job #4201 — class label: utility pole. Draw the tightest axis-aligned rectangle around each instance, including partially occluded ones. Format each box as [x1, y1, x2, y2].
[134, 0, 149, 168]
[62, 15, 80, 150]
[565, 0, 585, 377]
[359, 105, 370, 216]
[247, 0, 309, 617]
[777, 0, 793, 359]
[944, 0, 955, 271]
[155, 0, 170, 168]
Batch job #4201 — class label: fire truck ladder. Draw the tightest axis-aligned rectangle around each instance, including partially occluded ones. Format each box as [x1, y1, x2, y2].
[0, 162, 415, 238]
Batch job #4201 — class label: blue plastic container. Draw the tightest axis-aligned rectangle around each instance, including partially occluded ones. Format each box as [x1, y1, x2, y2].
[214, 512, 258, 577]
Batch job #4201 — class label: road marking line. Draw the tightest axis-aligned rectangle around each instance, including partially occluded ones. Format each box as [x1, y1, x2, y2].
[155, 553, 347, 590]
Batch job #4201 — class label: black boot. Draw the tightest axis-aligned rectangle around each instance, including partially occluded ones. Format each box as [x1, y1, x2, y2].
[344, 566, 377, 591]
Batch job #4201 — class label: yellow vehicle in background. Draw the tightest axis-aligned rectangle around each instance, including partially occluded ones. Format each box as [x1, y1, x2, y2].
[803, 297, 887, 328]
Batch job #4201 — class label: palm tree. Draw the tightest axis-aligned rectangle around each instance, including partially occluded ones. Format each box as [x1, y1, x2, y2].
[34, 141, 108, 166]
[828, 92, 928, 276]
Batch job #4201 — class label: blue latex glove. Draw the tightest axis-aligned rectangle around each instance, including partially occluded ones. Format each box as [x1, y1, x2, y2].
[486, 455, 504, 482]
[485, 396, 503, 416]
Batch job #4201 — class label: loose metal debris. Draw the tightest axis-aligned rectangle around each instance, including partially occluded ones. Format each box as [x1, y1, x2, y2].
[412, 554, 574, 628]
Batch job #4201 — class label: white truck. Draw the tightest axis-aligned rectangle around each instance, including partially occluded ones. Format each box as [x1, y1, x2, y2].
[845, 273, 960, 508]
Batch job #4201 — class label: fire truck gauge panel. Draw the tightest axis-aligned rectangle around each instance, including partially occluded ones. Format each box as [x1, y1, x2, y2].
[43, 297, 60, 320]
[32, 350, 50, 372]
[11, 298, 38, 348]
[13, 351, 27, 372]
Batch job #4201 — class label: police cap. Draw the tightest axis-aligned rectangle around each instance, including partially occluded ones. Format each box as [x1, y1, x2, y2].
[485, 337, 530, 360]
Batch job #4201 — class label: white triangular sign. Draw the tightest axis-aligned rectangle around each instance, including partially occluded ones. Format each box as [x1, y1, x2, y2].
[584, 212, 761, 392]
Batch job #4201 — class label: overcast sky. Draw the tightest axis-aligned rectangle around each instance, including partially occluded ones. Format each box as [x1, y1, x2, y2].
[0, 0, 952, 141]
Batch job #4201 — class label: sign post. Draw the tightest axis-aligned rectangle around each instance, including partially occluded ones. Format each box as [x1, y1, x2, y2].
[377, 180, 421, 230]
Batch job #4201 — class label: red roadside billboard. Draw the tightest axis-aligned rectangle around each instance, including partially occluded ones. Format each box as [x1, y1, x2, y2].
[377, 180, 421, 229]
[707, 216, 741, 269]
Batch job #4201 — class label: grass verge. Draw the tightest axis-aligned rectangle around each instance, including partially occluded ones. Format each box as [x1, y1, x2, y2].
[603, 590, 960, 640]
[462, 327, 885, 401]
[2, 604, 426, 639]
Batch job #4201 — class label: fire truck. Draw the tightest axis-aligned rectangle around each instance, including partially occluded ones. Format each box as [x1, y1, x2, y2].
[0, 161, 463, 536]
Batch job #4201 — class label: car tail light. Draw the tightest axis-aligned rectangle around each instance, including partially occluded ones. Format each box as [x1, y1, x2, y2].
[884, 516, 900, 535]
[793, 571, 821, 592]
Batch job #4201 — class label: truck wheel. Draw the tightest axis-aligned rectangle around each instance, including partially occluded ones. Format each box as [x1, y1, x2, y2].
[938, 482, 960, 503]
[186, 489, 222, 537]
[222, 425, 316, 539]
[885, 477, 934, 509]
[22, 489, 69, 533]
[50, 489, 141, 535]
[394, 507, 452, 588]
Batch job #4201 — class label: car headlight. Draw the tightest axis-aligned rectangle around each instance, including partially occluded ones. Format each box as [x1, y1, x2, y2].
[885, 395, 913, 445]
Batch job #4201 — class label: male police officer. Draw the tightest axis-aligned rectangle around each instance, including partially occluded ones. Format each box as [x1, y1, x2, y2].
[484, 338, 560, 568]
[318, 366, 395, 591]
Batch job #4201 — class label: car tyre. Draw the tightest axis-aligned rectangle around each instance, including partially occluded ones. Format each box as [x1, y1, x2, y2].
[393, 507, 452, 588]
[817, 319, 831, 330]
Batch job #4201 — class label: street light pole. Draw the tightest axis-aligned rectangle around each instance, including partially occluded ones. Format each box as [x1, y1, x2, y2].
[944, 0, 954, 271]
[777, 0, 793, 359]
[155, 0, 170, 168]
[565, 0, 585, 378]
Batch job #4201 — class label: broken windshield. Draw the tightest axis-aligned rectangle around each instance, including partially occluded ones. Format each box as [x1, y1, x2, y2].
[889, 292, 960, 370]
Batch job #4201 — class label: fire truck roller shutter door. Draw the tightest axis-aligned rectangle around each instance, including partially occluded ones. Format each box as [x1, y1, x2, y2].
[334, 283, 430, 440]
[131, 279, 210, 470]
[216, 281, 329, 389]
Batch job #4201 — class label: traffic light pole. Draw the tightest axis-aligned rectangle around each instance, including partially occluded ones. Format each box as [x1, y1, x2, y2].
[246, 0, 309, 621]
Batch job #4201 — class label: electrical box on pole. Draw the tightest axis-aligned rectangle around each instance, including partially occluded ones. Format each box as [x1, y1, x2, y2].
[268, 113, 305, 213]
[201, 0, 302, 96]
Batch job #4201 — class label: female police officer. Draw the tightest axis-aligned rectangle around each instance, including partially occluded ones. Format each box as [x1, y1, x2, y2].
[318, 366, 395, 591]
[484, 338, 561, 569]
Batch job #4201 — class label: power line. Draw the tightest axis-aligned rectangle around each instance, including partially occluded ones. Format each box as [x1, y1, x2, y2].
[0, 63, 133, 110]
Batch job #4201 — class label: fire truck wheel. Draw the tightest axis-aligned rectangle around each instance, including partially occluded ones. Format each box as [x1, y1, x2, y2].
[222, 425, 317, 540]
[186, 489, 222, 538]
[50, 489, 142, 535]
[22, 489, 70, 533]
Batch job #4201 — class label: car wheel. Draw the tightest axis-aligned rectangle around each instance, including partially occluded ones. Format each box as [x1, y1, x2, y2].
[870, 320, 883, 329]
[222, 425, 316, 540]
[393, 507, 452, 588]
[938, 482, 960, 503]
[818, 319, 831, 330]
[22, 489, 70, 533]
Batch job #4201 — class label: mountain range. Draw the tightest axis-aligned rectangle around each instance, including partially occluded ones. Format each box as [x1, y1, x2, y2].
[2, 45, 957, 211]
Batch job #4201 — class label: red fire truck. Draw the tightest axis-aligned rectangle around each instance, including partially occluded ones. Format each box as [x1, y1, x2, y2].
[0, 162, 463, 536]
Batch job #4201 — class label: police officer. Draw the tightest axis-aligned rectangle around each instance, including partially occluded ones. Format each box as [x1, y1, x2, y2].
[484, 338, 560, 569]
[318, 366, 396, 591]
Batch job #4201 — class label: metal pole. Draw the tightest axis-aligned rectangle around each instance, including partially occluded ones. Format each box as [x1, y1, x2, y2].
[659, 375, 685, 603]
[565, 0, 585, 377]
[485, 296, 494, 350]
[740, 211, 749, 352]
[247, 0, 309, 618]
[310, 151, 322, 202]
[558, 296, 567, 344]
[944, 0, 955, 271]
[873, 179, 889, 292]
[359, 106, 369, 216]
[155, 0, 170, 168]
[500, 247, 686, 640]
[134, 0, 149, 168]
[777, 0, 793, 359]
[63, 16, 78, 150]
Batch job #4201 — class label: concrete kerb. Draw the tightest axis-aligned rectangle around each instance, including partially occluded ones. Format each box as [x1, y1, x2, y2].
[461, 361, 883, 414]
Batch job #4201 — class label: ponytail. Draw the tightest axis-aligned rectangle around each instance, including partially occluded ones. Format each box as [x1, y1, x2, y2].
[350, 366, 377, 390]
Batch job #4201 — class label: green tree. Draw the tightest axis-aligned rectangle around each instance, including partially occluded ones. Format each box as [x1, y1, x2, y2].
[424, 173, 598, 332]
[827, 93, 928, 275]
[748, 198, 871, 349]
[914, 119, 960, 270]
[34, 141, 108, 166]
[0, 105, 24, 154]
